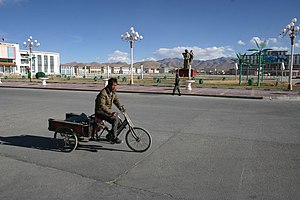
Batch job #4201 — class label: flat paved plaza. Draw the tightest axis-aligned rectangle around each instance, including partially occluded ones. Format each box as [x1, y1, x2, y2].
[0, 88, 300, 200]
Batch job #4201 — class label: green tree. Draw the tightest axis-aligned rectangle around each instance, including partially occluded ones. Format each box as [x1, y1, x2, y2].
[248, 39, 272, 87]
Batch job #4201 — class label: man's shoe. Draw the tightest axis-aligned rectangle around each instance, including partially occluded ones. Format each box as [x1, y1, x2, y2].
[111, 137, 123, 144]
[106, 133, 114, 141]
[89, 137, 95, 141]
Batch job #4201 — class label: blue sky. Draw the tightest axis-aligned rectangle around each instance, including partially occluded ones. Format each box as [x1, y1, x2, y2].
[1, 0, 300, 64]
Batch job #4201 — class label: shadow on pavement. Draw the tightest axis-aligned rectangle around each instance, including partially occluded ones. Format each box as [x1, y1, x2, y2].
[0, 135, 59, 152]
[77, 143, 134, 153]
[0, 135, 135, 153]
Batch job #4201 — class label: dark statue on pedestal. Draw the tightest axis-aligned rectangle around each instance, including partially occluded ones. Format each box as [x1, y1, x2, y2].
[179, 49, 196, 77]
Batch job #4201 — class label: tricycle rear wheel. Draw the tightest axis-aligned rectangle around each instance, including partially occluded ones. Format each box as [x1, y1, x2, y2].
[54, 127, 78, 152]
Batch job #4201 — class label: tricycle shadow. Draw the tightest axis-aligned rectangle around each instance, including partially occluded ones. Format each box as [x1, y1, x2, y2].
[0, 135, 59, 152]
[77, 142, 136, 153]
[0, 135, 135, 153]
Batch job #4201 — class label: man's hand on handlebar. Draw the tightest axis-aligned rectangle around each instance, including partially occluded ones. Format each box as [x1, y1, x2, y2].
[112, 112, 119, 117]
[120, 105, 126, 112]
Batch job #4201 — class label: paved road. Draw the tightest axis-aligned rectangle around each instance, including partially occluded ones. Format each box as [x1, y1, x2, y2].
[0, 88, 300, 200]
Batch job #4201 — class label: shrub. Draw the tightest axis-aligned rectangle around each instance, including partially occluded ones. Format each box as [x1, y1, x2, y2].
[35, 72, 46, 79]
[248, 78, 254, 86]
[94, 76, 99, 81]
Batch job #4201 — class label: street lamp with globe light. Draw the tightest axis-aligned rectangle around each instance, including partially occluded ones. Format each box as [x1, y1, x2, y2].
[121, 27, 143, 85]
[280, 18, 300, 90]
[23, 36, 40, 82]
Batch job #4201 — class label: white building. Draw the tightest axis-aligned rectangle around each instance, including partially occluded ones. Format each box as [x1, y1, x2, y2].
[19, 50, 60, 75]
[0, 42, 60, 75]
[60, 64, 133, 76]
[0, 42, 20, 74]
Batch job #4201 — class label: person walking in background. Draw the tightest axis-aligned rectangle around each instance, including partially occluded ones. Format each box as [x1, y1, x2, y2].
[172, 71, 181, 96]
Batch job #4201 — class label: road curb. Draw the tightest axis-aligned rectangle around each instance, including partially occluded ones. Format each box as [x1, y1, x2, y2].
[0, 84, 265, 100]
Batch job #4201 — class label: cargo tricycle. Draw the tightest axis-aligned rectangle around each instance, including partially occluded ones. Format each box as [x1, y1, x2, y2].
[48, 108, 152, 153]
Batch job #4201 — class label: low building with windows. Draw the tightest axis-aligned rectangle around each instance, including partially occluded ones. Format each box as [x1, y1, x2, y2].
[243, 50, 300, 77]
[19, 50, 60, 75]
[0, 42, 60, 75]
[60, 64, 133, 76]
[0, 42, 20, 74]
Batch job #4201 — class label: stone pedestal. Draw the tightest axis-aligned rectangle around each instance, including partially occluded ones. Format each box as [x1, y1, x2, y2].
[103, 78, 109, 87]
[185, 80, 195, 91]
[178, 68, 197, 78]
[40, 77, 49, 86]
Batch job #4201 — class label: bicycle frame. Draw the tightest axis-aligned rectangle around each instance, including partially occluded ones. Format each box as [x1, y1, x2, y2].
[116, 111, 134, 137]
[93, 109, 140, 141]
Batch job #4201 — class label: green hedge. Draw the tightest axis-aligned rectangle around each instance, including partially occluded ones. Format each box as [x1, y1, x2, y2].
[35, 72, 46, 79]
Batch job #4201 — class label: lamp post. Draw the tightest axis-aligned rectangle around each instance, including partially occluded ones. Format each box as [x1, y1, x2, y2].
[281, 62, 285, 82]
[84, 65, 87, 78]
[121, 27, 143, 85]
[140, 64, 144, 79]
[23, 36, 40, 82]
[280, 18, 299, 90]
[106, 65, 110, 79]
[235, 63, 238, 80]
[103, 65, 110, 87]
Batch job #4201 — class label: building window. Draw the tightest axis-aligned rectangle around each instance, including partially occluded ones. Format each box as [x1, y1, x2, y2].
[295, 55, 299, 65]
[32, 54, 36, 73]
[61, 66, 72, 75]
[38, 55, 42, 72]
[21, 59, 28, 64]
[44, 55, 48, 73]
[50, 56, 54, 73]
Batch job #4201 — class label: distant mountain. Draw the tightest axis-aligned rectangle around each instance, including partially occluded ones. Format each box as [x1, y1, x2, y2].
[157, 57, 236, 70]
[156, 58, 182, 68]
[196, 57, 235, 70]
[62, 57, 235, 70]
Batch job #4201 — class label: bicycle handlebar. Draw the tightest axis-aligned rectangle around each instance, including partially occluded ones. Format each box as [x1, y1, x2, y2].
[120, 105, 126, 112]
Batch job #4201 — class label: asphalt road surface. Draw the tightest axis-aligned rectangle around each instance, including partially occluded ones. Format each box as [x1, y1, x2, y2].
[0, 88, 299, 200]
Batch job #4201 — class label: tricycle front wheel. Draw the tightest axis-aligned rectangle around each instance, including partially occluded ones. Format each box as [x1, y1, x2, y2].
[125, 127, 151, 152]
[54, 127, 78, 152]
